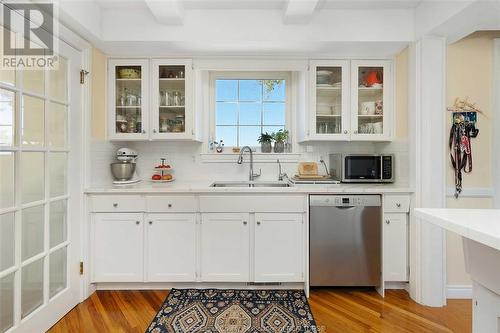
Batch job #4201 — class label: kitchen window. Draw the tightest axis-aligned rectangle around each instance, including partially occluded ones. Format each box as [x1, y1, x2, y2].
[210, 72, 290, 149]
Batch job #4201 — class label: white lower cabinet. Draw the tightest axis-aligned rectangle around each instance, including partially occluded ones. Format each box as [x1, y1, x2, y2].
[200, 213, 250, 282]
[383, 213, 408, 282]
[254, 213, 304, 282]
[92, 213, 144, 282]
[145, 213, 197, 282]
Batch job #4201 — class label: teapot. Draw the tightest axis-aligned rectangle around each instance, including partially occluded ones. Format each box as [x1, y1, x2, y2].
[363, 70, 382, 87]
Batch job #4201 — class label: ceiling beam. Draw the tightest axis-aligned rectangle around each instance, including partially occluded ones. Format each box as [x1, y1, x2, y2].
[144, 0, 184, 25]
[283, 0, 320, 24]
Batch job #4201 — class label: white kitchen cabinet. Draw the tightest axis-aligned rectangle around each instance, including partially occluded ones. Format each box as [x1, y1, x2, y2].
[92, 213, 144, 282]
[145, 213, 197, 282]
[351, 60, 393, 141]
[308, 60, 350, 140]
[254, 213, 304, 282]
[108, 59, 150, 140]
[383, 213, 408, 282]
[302, 59, 393, 141]
[150, 59, 194, 140]
[200, 213, 250, 282]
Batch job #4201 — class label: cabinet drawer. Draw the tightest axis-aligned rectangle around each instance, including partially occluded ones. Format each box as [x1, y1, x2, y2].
[146, 196, 197, 212]
[91, 195, 145, 212]
[383, 195, 410, 213]
[199, 195, 306, 213]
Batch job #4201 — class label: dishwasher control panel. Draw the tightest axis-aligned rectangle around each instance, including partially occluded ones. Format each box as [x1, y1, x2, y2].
[310, 195, 381, 207]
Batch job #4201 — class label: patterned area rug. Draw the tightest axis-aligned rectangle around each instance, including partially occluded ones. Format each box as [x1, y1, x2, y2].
[146, 289, 318, 333]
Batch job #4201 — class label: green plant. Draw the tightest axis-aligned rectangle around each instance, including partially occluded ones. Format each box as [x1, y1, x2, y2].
[272, 129, 289, 143]
[257, 132, 273, 144]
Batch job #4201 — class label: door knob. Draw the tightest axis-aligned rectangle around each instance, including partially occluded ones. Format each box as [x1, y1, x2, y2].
[136, 221, 140, 225]
[168, 204, 172, 208]
[257, 221, 261, 225]
[113, 203, 118, 208]
[385, 220, 390, 224]
[243, 221, 247, 225]
[149, 221, 153, 225]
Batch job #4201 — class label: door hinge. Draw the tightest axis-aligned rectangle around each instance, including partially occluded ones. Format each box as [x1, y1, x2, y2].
[80, 70, 89, 84]
[80, 262, 84, 275]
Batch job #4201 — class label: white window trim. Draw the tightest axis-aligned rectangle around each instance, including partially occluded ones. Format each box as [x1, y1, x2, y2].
[207, 71, 293, 153]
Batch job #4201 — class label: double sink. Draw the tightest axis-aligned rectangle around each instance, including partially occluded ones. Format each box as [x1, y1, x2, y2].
[210, 181, 292, 188]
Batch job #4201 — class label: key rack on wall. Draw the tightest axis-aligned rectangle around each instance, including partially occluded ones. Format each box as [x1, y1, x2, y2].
[447, 97, 482, 198]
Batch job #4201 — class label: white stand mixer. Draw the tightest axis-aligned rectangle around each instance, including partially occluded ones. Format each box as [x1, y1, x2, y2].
[111, 148, 141, 185]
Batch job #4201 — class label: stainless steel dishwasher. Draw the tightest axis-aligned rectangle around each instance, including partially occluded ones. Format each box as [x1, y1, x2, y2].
[310, 195, 381, 287]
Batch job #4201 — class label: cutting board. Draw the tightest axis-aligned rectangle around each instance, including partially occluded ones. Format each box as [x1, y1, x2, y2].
[298, 162, 318, 176]
[293, 174, 331, 180]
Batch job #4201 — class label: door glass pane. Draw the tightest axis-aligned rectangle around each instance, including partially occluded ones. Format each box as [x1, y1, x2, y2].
[21, 40, 44, 95]
[50, 200, 67, 247]
[0, 213, 15, 271]
[358, 66, 384, 135]
[49, 56, 68, 102]
[21, 95, 45, 147]
[49, 153, 67, 198]
[316, 66, 342, 134]
[21, 152, 44, 204]
[49, 247, 67, 298]
[0, 27, 16, 87]
[115, 66, 142, 134]
[0, 89, 15, 147]
[22, 205, 44, 261]
[0, 274, 14, 333]
[48, 102, 67, 148]
[21, 258, 44, 318]
[0, 152, 15, 209]
[158, 65, 186, 134]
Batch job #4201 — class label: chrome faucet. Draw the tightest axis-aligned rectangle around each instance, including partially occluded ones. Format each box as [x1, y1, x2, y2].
[277, 159, 288, 181]
[237, 146, 261, 181]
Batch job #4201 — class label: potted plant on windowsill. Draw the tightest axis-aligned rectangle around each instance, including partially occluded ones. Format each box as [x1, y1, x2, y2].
[258, 132, 273, 153]
[272, 129, 289, 153]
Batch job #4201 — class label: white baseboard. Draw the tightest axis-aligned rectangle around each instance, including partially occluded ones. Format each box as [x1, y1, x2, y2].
[447, 285, 472, 299]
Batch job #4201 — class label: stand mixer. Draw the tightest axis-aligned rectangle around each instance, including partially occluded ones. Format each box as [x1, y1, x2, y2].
[110, 148, 141, 185]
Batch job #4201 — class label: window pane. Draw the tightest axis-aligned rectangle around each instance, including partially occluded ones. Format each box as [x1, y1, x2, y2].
[239, 126, 260, 147]
[263, 80, 285, 101]
[0, 89, 15, 147]
[21, 258, 44, 318]
[0, 152, 15, 209]
[22, 68, 44, 96]
[216, 80, 237, 102]
[50, 200, 67, 247]
[0, 213, 15, 271]
[239, 103, 261, 125]
[0, 274, 14, 333]
[216, 102, 237, 125]
[49, 56, 68, 102]
[21, 152, 44, 204]
[22, 205, 44, 261]
[216, 126, 237, 147]
[49, 153, 67, 198]
[263, 126, 285, 135]
[263, 103, 285, 125]
[239, 80, 261, 102]
[48, 102, 67, 148]
[50, 247, 67, 298]
[21, 95, 45, 147]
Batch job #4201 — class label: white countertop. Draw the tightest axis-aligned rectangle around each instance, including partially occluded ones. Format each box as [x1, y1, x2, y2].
[415, 208, 500, 252]
[85, 181, 413, 194]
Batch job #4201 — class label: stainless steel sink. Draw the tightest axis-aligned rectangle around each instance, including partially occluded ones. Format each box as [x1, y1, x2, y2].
[210, 181, 291, 188]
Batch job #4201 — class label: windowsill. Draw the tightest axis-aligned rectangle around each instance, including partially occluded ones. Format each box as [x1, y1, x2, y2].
[200, 152, 301, 163]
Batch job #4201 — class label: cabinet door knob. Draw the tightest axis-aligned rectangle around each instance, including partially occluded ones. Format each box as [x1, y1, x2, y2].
[168, 204, 172, 208]
[257, 221, 261, 225]
[243, 221, 247, 225]
[385, 220, 390, 224]
[153, 129, 157, 133]
[136, 221, 140, 225]
[113, 203, 118, 207]
[142, 130, 146, 134]
[354, 130, 358, 134]
[149, 221, 153, 225]
[396, 203, 401, 208]
[344, 130, 348, 134]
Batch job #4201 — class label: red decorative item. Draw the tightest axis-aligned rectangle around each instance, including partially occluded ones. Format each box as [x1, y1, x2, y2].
[364, 70, 382, 87]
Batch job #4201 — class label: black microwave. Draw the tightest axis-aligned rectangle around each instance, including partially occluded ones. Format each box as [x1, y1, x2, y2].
[329, 154, 394, 183]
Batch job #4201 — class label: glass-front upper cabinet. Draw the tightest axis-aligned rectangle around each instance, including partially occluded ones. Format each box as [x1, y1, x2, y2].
[351, 60, 392, 140]
[309, 60, 350, 140]
[108, 59, 149, 140]
[150, 59, 193, 139]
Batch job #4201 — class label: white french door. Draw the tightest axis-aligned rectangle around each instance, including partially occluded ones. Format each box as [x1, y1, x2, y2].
[0, 28, 84, 332]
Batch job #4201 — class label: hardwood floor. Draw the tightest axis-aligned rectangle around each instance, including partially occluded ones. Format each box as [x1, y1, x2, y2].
[48, 288, 471, 333]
